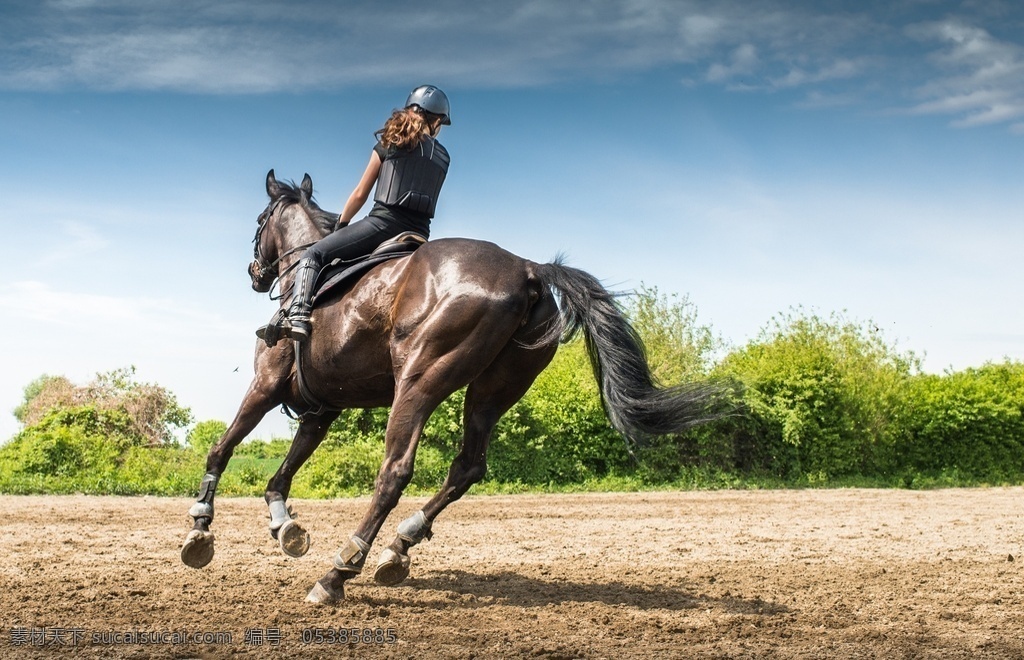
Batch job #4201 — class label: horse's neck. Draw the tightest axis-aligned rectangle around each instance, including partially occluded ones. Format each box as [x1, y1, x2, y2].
[275, 210, 329, 306]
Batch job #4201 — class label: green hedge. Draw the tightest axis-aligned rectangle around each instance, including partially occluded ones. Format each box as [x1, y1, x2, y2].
[3, 298, 1024, 496]
[896, 363, 1024, 481]
[706, 311, 915, 480]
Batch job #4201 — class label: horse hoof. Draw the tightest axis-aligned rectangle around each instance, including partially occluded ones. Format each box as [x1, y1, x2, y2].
[373, 548, 411, 586]
[278, 519, 311, 558]
[181, 529, 215, 568]
[305, 580, 342, 605]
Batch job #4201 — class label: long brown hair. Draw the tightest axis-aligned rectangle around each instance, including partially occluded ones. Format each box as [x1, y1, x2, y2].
[376, 108, 440, 150]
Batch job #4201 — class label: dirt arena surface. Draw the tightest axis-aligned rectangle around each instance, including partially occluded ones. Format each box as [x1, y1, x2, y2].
[2, 489, 1024, 659]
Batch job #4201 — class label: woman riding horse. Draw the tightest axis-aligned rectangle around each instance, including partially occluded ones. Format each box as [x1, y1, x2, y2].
[258, 84, 452, 345]
[182, 88, 729, 605]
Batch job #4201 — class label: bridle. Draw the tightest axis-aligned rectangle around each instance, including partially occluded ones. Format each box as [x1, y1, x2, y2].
[250, 197, 315, 300]
[250, 193, 338, 421]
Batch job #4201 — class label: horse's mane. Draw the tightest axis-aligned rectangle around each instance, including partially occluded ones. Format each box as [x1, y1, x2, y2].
[273, 179, 337, 234]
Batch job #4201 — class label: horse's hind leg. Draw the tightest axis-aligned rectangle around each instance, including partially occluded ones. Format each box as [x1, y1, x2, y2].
[305, 333, 511, 601]
[264, 411, 338, 558]
[305, 383, 445, 604]
[374, 303, 559, 585]
[370, 383, 509, 587]
[305, 286, 555, 603]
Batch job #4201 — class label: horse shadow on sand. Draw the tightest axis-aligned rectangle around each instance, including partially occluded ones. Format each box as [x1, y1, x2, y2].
[355, 569, 789, 616]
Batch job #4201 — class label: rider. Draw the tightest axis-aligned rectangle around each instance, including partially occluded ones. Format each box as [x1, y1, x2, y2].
[258, 84, 452, 346]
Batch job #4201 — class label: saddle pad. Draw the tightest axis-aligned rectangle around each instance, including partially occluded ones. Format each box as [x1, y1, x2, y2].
[311, 244, 418, 306]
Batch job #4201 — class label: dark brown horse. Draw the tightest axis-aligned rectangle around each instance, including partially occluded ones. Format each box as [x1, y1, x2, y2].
[180, 170, 725, 604]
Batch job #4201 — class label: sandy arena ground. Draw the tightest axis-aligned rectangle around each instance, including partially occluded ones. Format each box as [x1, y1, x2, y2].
[2, 489, 1024, 658]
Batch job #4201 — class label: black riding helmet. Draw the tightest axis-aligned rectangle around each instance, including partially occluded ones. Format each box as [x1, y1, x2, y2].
[406, 85, 451, 125]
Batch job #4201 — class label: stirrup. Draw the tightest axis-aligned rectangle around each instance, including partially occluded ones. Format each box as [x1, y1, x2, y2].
[287, 317, 311, 343]
[256, 309, 289, 347]
[256, 310, 312, 347]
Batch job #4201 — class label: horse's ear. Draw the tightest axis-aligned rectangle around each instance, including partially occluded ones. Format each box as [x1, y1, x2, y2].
[300, 173, 313, 196]
[266, 169, 281, 198]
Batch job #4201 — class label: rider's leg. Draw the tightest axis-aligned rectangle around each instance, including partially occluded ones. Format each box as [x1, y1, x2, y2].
[256, 254, 321, 346]
[280, 258, 318, 342]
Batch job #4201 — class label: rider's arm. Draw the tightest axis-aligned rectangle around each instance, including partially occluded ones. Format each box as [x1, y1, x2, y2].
[336, 150, 383, 229]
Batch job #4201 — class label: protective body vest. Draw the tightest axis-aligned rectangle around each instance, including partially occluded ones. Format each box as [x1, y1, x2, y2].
[373, 136, 450, 218]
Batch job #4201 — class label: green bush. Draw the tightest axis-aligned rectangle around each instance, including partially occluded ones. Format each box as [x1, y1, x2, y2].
[712, 310, 917, 480]
[114, 446, 203, 495]
[285, 434, 449, 498]
[296, 435, 384, 497]
[897, 362, 1024, 480]
[488, 340, 629, 484]
[0, 404, 203, 495]
[186, 420, 227, 455]
[13, 366, 192, 446]
[2, 406, 139, 478]
[234, 437, 293, 459]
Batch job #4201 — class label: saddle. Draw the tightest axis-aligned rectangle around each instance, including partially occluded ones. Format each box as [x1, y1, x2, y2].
[311, 231, 426, 306]
[281, 231, 426, 419]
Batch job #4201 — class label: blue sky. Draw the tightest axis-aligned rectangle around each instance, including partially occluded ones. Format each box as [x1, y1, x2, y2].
[1, 0, 1022, 442]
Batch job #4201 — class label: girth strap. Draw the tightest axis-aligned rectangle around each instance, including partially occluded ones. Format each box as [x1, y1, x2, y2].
[292, 338, 339, 419]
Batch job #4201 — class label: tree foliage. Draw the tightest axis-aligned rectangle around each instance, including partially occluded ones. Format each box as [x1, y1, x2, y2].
[0, 368, 195, 495]
[14, 366, 192, 446]
[628, 284, 724, 384]
[186, 420, 228, 455]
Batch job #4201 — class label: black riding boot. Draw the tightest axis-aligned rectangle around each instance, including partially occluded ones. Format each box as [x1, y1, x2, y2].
[284, 258, 318, 342]
[256, 259, 319, 347]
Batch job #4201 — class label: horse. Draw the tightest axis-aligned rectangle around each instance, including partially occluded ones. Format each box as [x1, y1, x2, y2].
[180, 170, 726, 604]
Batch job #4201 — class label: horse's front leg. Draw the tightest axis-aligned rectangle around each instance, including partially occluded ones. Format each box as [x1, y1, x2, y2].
[264, 412, 337, 558]
[181, 386, 275, 568]
[181, 348, 290, 568]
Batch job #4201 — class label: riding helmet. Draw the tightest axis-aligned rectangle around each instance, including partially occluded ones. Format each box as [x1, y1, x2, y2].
[406, 85, 451, 125]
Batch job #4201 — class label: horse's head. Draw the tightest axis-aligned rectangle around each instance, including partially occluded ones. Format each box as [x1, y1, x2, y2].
[249, 169, 326, 293]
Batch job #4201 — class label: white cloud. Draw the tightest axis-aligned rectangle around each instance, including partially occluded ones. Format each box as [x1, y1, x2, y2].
[950, 101, 1024, 127]
[3, 2, 1022, 132]
[706, 43, 759, 82]
[38, 221, 108, 266]
[0, 281, 252, 341]
[0, 1, 873, 92]
[793, 90, 860, 109]
[906, 19, 1024, 128]
[768, 58, 864, 89]
[681, 13, 727, 49]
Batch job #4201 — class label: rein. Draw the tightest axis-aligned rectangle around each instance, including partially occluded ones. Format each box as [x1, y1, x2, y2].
[263, 244, 315, 301]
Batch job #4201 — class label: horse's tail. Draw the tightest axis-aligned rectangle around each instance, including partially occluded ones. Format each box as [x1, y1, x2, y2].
[532, 258, 732, 443]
